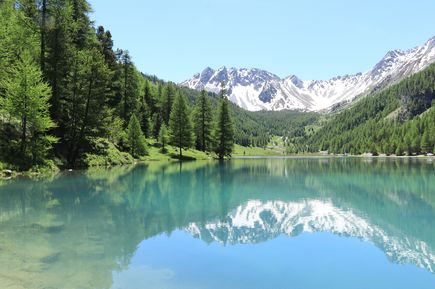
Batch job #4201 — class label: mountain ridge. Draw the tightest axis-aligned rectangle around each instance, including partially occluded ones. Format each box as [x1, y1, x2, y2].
[181, 36, 435, 112]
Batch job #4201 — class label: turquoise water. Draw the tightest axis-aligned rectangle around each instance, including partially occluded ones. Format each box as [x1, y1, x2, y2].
[0, 158, 434, 289]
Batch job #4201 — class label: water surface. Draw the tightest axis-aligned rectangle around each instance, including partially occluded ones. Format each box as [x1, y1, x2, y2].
[0, 158, 434, 288]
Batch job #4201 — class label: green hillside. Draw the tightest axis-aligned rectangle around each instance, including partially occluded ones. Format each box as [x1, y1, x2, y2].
[300, 63, 435, 155]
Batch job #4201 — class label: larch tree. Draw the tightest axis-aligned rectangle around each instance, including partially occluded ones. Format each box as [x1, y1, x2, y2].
[158, 123, 169, 153]
[213, 82, 234, 160]
[193, 90, 213, 151]
[161, 83, 176, 124]
[139, 87, 151, 138]
[127, 114, 147, 158]
[169, 93, 193, 159]
[63, 48, 112, 167]
[0, 53, 56, 168]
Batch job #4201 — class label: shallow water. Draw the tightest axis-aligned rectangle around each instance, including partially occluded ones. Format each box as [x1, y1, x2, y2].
[0, 157, 434, 288]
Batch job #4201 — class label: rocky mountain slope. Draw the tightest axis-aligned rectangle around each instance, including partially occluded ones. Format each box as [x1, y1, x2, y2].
[181, 36, 435, 111]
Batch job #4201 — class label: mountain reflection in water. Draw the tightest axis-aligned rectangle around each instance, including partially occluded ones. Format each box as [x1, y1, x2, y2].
[0, 158, 434, 288]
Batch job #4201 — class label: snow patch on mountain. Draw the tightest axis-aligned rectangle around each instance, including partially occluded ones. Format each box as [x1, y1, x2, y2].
[181, 36, 435, 111]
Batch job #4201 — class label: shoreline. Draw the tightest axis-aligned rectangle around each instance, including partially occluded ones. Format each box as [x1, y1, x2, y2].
[2, 153, 434, 180]
[233, 154, 435, 159]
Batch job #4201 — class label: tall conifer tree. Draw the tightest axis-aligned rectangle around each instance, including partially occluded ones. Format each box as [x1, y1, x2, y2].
[169, 93, 193, 159]
[213, 82, 234, 160]
[193, 90, 213, 151]
[127, 114, 147, 158]
[1, 53, 56, 168]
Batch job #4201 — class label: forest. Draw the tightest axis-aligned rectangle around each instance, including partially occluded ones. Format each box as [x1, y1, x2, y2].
[1, 0, 434, 174]
[0, 0, 243, 171]
[298, 63, 435, 155]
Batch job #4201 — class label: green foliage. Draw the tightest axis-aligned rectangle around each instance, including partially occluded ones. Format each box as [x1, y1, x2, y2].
[127, 114, 147, 158]
[138, 90, 151, 138]
[5, 0, 433, 172]
[0, 0, 39, 79]
[302, 63, 435, 155]
[161, 83, 176, 124]
[213, 89, 235, 160]
[118, 50, 141, 123]
[84, 138, 134, 167]
[193, 90, 213, 151]
[106, 115, 126, 146]
[0, 53, 56, 169]
[61, 48, 113, 166]
[158, 123, 169, 152]
[169, 93, 193, 158]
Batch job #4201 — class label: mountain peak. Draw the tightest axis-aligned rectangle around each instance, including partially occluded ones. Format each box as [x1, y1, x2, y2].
[181, 36, 435, 112]
[425, 36, 435, 47]
[284, 74, 303, 88]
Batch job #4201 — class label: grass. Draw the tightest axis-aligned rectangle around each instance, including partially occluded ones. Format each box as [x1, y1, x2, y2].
[1, 136, 323, 179]
[233, 144, 285, 156]
[233, 136, 326, 157]
[144, 139, 212, 161]
[233, 136, 287, 156]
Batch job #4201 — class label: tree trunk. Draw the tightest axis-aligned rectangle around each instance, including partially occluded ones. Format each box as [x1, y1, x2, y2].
[40, 0, 47, 71]
[67, 57, 79, 163]
[21, 78, 28, 156]
[123, 58, 128, 122]
[21, 115, 27, 154]
[71, 67, 95, 167]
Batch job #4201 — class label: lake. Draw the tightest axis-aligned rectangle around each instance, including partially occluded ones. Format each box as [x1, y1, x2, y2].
[0, 157, 434, 289]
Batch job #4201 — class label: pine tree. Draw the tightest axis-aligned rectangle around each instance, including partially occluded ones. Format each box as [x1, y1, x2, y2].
[62, 48, 112, 166]
[143, 80, 158, 115]
[139, 92, 151, 138]
[411, 134, 421, 155]
[158, 123, 169, 153]
[121, 50, 131, 122]
[0, 53, 56, 168]
[127, 114, 147, 158]
[394, 144, 401, 156]
[213, 82, 234, 160]
[45, 0, 74, 123]
[40, 0, 48, 71]
[152, 112, 163, 139]
[162, 83, 176, 124]
[169, 93, 193, 159]
[96, 26, 116, 69]
[0, 0, 39, 85]
[193, 90, 213, 151]
[69, 0, 92, 49]
[421, 131, 431, 154]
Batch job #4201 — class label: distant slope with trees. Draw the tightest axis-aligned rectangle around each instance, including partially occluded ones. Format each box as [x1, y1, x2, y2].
[298, 63, 435, 155]
[2, 0, 432, 174]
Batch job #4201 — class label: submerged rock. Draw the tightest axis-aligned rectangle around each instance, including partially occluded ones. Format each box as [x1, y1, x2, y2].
[40, 252, 61, 264]
[30, 221, 65, 233]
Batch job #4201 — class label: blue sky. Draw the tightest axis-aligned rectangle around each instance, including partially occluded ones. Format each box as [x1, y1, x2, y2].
[89, 0, 435, 82]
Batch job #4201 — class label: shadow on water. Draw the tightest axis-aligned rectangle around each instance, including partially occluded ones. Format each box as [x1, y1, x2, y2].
[0, 157, 434, 288]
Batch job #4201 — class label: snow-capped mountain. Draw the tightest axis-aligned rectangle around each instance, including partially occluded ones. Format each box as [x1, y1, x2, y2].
[181, 36, 435, 111]
[186, 199, 435, 273]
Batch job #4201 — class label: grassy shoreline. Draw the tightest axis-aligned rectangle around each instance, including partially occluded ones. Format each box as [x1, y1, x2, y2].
[2, 145, 434, 180]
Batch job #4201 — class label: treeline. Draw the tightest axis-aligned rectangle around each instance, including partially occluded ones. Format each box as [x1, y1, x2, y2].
[252, 110, 320, 152]
[0, 0, 236, 170]
[145, 77, 274, 148]
[252, 110, 319, 138]
[301, 63, 435, 155]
